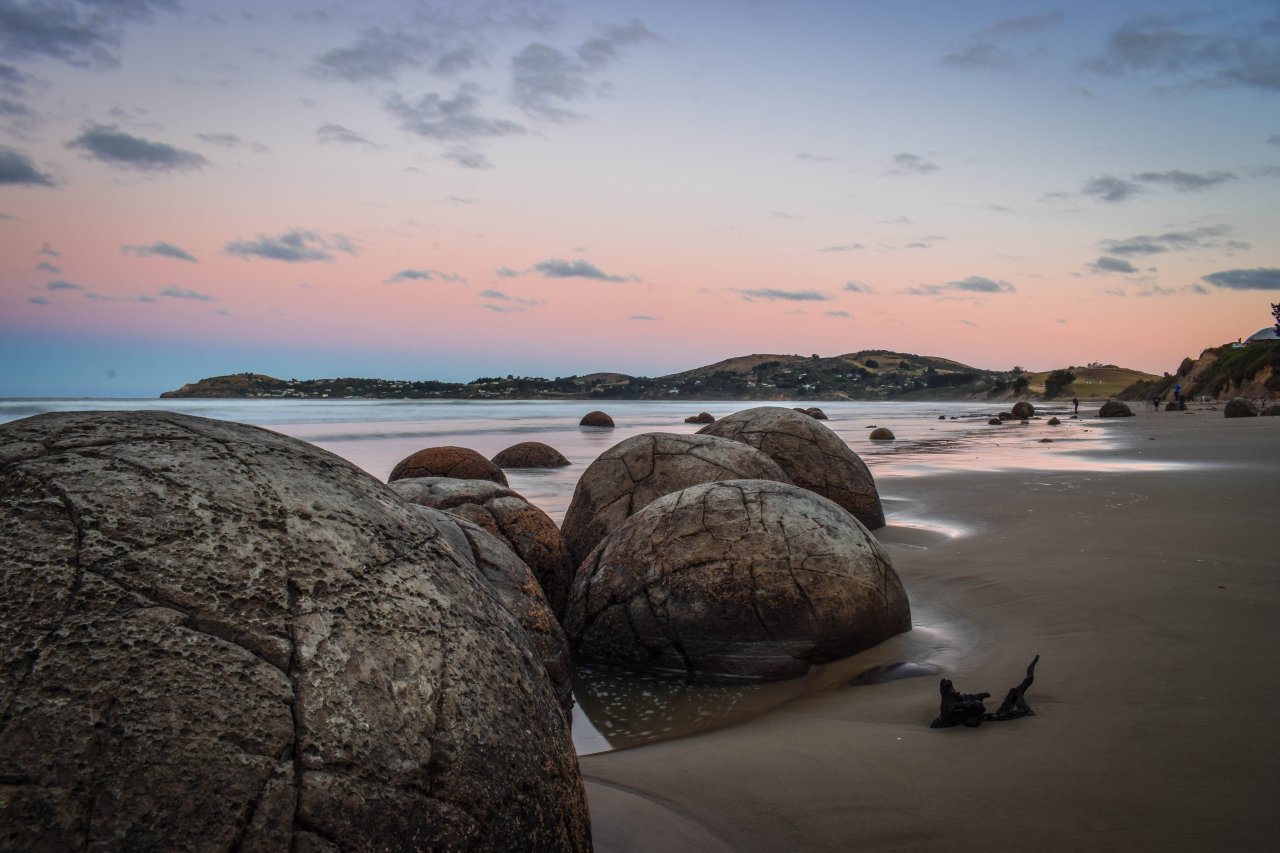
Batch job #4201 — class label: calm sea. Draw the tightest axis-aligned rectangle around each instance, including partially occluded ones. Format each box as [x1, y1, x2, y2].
[2, 396, 1153, 753]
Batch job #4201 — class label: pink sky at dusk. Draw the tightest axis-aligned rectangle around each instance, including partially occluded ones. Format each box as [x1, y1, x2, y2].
[2, 0, 1278, 395]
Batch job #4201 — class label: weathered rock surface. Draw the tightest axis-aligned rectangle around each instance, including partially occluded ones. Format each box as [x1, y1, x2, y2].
[491, 440, 571, 469]
[1224, 398, 1259, 418]
[388, 445, 509, 485]
[1098, 400, 1134, 417]
[389, 477, 576, 620]
[698, 406, 885, 530]
[0, 411, 589, 852]
[868, 427, 895, 441]
[410, 505, 572, 713]
[1011, 401, 1035, 419]
[580, 411, 615, 428]
[560, 432, 793, 568]
[563, 479, 910, 681]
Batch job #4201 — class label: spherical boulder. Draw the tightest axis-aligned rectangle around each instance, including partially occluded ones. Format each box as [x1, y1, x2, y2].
[389, 445, 508, 485]
[997, 411, 1013, 421]
[389, 477, 576, 620]
[560, 432, 793, 567]
[987, 418, 1002, 426]
[580, 411, 615, 428]
[1048, 417, 1062, 426]
[804, 407, 829, 420]
[868, 427, 895, 441]
[698, 406, 885, 530]
[0, 411, 589, 852]
[1098, 401, 1134, 417]
[1224, 398, 1259, 418]
[684, 412, 715, 424]
[563, 479, 910, 682]
[491, 440, 570, 469]
[1011, 401, 1035, 419]
[410, 505, 572, 713]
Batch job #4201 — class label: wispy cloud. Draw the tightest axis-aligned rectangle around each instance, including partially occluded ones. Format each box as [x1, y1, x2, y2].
[225, 230, 355, 263]
[0, 0, 177, 68]
[1089, 12, 1280, 93]
[45, 279, 82, 291]
[0, 145, 55, 186]
[478, 289, 542, 312]
[316, 123, 377, 147]
[843, 280, 877, 294]
[884, 152, 939, 176]
[123, 241, 197, 262]
[1201, 268, 1280, 290]
[159, 285, 216, 301]
[629, 314, 659, 321]
[904, 275, 1016, 296]
[510, 258, 640, 282]
[944, 11, 1066, 71]
[385, 268, 465, 284]
[1081, 175, 1142, 203]
[311, 28, 480, 83]
[1133, 169, 1237, 192]
[1101, 225, 1250, 256]
[818, 242, 864, 252]
[67, 124, 208, 172]
[386, 86, 523, 141]
[824, 310, 850, 318]
[733, 288, 832, 302]
[1090, 256, 1139, 274]
[35, 261, 59, 273]
[796, 152, 838, 163]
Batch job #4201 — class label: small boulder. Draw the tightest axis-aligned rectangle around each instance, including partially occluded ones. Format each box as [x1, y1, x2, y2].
[998, 411, 1013, 421]
[938, 415, 946, 420]
[390, 477, 576, 620]
[988, 418, 1002, 426]
[580, 411, 615, 428]
[389, 445, 508, 485]
[492, 440, 570, 469]
[1039, 438, 1053, 443]
[561, 433, 792, 567]
[868, 427, 895, 441]
[1098, 401, 1134, 418]
[1048, 417, 1061, 426]
[1260, 404, 1280, 417]
[1011, 401, 1035, 419]
[564, 479, 911, 682]
[699, 407, 884, 530]
[685, 412, 716, 424]
[805, 407, 829, 420]
[1224, 398, 1259, 418]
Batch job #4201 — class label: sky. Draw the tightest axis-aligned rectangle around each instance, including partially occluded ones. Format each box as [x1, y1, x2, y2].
[1, 0, 1279, 395]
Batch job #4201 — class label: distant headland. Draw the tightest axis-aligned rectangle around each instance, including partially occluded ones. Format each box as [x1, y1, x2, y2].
[161, 349, 1167, 402]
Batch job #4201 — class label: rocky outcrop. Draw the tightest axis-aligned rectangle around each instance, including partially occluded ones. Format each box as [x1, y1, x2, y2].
[388, 445, 509, 485]
[389, 477, 576, 620]
[580, 411, 615, 428]
[0, 411, 589, 851]
[1098, 401, 1134, 417]
[1011, 401, 1035, 419]
[868, 427, 895, 441]
[698, 406, 885, 530]
[491, 441, 571, 469]
[410, 505, 573, 713]
[563, 479, 910, 681]
[560, 433, 793, 567]
[1224, 398, 1259, 418]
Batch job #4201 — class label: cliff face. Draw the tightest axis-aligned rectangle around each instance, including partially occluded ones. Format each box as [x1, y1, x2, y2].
[1121, 341, 1280, 401]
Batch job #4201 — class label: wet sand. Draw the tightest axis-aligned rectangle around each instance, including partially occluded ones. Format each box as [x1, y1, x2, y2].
[580, 408, 1279, 851]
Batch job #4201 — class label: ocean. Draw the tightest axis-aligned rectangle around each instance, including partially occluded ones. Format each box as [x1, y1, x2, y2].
[2, 396, 1160, 753]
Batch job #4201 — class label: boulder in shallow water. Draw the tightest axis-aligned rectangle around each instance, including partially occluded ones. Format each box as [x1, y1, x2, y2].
[1098, 400, 1134, 418]
[389, 444, 508, 485]
[699, 406, 885, 530]
[988, 418, 1002, 426]
[491, 440, 570, 469]
[579, 410, 615, 428]
[868, 427, 895, 441]
[1011, 401, 1035, 419]
[389, 477, 576, 620]
[564, 479, 910, 681]
[1048, 417, 1061, 426]
[560, 432, 792, 568]
[1224, 398, 1259, 418]
[684, 412, 715, 424]
[0, 411, 589, 852]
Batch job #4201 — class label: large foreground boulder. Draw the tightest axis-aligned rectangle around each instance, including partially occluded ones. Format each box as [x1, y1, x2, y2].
[1098, 401, 1134, 417]
[388, 445, 509, 485]
[560, 432, 793, 567]
[389, 477, 576, 620]
[564, 479, 910, 681]
[0, 412, 589, 851]
[1224, 398, 1259, 418]
[698, 406, 885, 529]
[411, 505, 572, 713]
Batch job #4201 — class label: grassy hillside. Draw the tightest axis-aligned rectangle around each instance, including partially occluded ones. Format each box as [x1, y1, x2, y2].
[1023, 365, 1159, 398]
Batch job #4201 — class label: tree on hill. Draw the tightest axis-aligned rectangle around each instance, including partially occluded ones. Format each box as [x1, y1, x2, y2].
[1271, 302, 1279, 335]
[1043, 368, 1077, 398]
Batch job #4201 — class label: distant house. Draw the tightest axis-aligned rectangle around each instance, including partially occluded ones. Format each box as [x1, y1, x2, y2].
[1246, 327, 1279, 344]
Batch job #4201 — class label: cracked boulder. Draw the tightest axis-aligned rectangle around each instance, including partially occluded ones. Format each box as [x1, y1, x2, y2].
[388, 445, 509, 486]
[0, 411, 589, 852]
[491, 440, 571, 469]
[698, 406, 885, 530]
[389, 477, 576, 621]
[410, 505, 573, 714]
[560, 432, 793, 568]
[563, 479, 910, 682]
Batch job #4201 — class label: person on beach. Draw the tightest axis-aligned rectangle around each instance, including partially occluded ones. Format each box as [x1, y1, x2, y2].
[1072, 397, 1079, 414]
[1152, 396, 1160, 411]
[1173, 382, 1182, 404]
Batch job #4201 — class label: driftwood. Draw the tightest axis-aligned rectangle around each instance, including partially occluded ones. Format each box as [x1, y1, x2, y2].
[929, 655, 1039, 729]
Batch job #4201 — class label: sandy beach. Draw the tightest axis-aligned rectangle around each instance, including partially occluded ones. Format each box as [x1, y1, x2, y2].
[581, 407, 1279, 852]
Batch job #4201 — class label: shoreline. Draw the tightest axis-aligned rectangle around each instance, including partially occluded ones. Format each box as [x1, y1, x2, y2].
[580, 408, 1279, 851]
